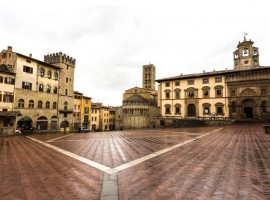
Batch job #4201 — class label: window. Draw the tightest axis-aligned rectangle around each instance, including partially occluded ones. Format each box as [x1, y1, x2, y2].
[165, 82, 170, 87]
[215, 86, 223, 97]
[53, 102, 57, 109]
[23, 65, 33, 73]
[18, 99, 24, 108]
[22, 82, 32, 90]
[5, 77, 15, 84]
[174, 104, 181, 114]
[215, 103, 224, 115]
[84, 107, 89, 114]
[187, 79, 194, 85]
[202, 87, 210, 98]
[2, 53, 6, 59]
[66, 77, 68, 83]
[29, 100, 34, 108]
[47, 71, 51, 79]
[53, 87, 57, 94]
[3, 94, 14, 102]
[203, 103, 211, 115]
[46, 85, 51, 93]
[67, 65, 69, 70]
[54, 72, 58, 80]
[216, 107, 223, 115]
[187, 91, 194, 98]
[165, 90, 171, 99]
[38, 101, 43, 108]
[231, 90, 236, 96]
[65, 89, 68, 96]
[40, 68, 44, 77]
[64, 105, 68, 111]
[202, 78, 209, 84]
[46, 101, 50, 109]
[215, 76, 222, 83]
[39, 84, 44, 92]
[174, 89, 180, 99]
[3, 118, 12, 127]
[216, 89, 222, 97]
[0, 76, 3, 83]
[26, 59, 31, 63]
[165, 104, 171, 114]
[175, 81, 180, 86]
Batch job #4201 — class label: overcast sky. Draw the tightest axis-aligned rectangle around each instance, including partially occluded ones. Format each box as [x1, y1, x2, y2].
[2, 0, 270, 106]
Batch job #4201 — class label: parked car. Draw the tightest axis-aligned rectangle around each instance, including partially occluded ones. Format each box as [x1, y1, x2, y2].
[15, 127, 24, 135]
[78, 128, 90, 133]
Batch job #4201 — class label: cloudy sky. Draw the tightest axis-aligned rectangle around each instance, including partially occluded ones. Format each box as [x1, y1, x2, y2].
[2, 0, 270, 106]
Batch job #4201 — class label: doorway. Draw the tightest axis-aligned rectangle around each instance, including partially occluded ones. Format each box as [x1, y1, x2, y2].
[188, 104, 196, 117]
[244, 107, 253, 118]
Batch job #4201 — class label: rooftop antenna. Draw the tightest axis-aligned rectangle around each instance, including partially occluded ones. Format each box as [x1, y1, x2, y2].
[244, 32, 248, 41]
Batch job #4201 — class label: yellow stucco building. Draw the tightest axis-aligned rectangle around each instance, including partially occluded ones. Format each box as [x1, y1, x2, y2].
[156, 38, 270, 121]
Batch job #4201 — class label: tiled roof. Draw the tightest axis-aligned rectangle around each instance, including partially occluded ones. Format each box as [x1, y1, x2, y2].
[0, 111, 21, 117]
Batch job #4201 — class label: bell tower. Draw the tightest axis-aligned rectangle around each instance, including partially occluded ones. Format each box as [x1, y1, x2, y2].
[233, 34, 260, 70]
[142, 64, 156, 90]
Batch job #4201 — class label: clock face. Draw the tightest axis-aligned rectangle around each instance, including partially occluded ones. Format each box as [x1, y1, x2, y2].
[241, 58, 251, 67]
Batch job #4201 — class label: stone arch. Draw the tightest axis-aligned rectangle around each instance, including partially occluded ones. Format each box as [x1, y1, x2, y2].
[36, 116, 48, 130]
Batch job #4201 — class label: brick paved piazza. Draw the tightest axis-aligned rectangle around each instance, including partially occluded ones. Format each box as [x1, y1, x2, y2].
[1, 125, 270, 199]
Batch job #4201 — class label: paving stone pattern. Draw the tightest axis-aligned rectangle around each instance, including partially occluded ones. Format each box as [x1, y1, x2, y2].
[1, 125, 270, 199]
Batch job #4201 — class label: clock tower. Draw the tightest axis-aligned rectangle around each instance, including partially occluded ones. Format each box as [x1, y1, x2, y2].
[233, 36, 260, 70]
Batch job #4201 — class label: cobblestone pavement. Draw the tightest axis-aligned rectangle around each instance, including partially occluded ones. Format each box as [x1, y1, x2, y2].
[1, 125, 270, 199]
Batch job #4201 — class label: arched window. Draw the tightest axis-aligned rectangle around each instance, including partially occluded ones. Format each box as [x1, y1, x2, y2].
[29, 100, 34, 108]
[40, 68, 44, 77]
[18, 99, 24, 108]
[46, 85, 51, 93]
[39, 84, 44, 92]
[53, 87, 57, 94]
[38, 100, 43, 108]
[47, 71, 51, 79]
[53, 102, 57, 109]
[46, 101, 50, 109]
[54, 72, 58, 80]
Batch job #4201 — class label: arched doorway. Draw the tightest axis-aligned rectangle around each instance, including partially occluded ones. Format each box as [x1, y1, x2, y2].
[242, 99, 255, 118]
[36, 116, 48, 130]
[18, 116, 32, 129]
[60, 121, 69, 132]
[188, 104, 196, 117]
[51, 116, 58, 131]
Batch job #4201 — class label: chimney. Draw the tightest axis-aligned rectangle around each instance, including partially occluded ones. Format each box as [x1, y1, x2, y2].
[7, 46, 12, 52]
[29, 53, 32, 58]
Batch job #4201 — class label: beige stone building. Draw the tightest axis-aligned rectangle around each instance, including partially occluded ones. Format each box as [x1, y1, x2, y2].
[156, 38, 270, 121]
[0, 46, 76, 133]
[116, 64, 159, 129]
